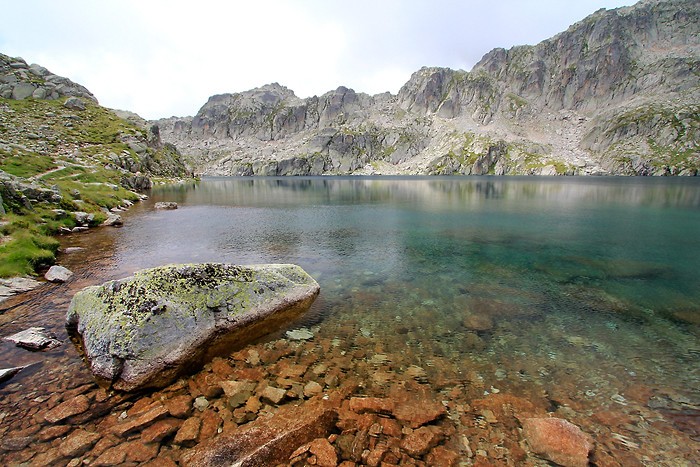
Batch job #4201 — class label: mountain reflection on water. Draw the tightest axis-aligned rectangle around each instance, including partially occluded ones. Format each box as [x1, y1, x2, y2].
[1, 176, 698, 465]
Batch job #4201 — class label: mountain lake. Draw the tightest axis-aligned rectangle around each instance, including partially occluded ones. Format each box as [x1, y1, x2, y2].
[1, 175, 698, 465]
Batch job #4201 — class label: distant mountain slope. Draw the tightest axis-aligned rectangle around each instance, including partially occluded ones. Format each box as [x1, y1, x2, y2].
[156, 0, 699, 176]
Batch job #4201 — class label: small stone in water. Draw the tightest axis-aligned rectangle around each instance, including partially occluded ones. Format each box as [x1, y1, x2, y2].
[286, 328, 314, 341]
[611, 394, 627, 405]
[4, 327, 61, 350]
[194, 396, 209, 411]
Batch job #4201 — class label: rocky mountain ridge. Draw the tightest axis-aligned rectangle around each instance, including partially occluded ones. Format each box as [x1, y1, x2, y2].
[156, 0, 699, 176]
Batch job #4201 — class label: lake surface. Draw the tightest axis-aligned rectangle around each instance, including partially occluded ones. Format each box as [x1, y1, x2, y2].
[1, 175, 699, 465]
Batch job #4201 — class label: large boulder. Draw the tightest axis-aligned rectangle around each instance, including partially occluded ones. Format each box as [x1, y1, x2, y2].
[66, 263, 320, 392]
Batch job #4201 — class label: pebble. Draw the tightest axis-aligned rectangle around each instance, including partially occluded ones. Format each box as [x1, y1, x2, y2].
[193, 396, 209, 411]
[286, 328, 314, 341]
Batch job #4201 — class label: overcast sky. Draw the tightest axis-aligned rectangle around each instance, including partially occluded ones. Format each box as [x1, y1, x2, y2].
[1, 0, 636, 120]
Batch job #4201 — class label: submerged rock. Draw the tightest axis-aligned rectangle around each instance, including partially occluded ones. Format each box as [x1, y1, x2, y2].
[522, 417, 593, 467]
[0, 277, 42, 303]
[0, 364, 34, 384]
[4, 327, 61, 350]
[182, 399, 336, 466]
[45, 265, 73, 283]
[66, 263, 320, 392]
[154, 201, 178, 210]
[286, 327, 314, 341]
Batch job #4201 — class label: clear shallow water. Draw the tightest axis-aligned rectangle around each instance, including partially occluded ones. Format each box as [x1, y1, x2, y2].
[129, 177, 700, 401]
[2, 175, 699, 464]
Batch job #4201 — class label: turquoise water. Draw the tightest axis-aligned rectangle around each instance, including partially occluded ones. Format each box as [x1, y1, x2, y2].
[122, 176, 700, 403]
[1, 175, 698, 463]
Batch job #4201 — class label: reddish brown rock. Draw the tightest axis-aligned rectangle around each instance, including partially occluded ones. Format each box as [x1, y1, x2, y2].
[210, 358, 235, 379]
[522, 417, 593, 467]
[364, 444, 389, 466]
[91, 434, 120, 457]
[59, 429, 101, 457]
[129, 397, 155, 416]
[94, 439, 159, 465]
[220, 380, 255, 398]
[141, 418, 183, 443]
[37, 424, 72, 441]
[400, 426, 444, 457]
[143, 457, 178, 467]
[181, 400, 337, 466]
[93, 445, 128, 466]
[309, 437, 338, 467]
[30, 447, 65, 466]
[426, 446, 460, 466]
[278, 363, 308, 379]
[43, 394, 90, 423]
[234, 367, 267, 381]
[379, 417, 403, 438]
[348, 397, 395, 415]
[245, 396, 262, 413]
[174, 416, 202, 446]
[394, 400, 446, 428]
[463, 313, 495, 331]
[198, 409, 222, 442]
[165, 394, 193, 418]
[123, 439, 161, 463]
[111, 404, 169, 437]
[472, 393, 540, 429]
[261, 385, 287, 405]
[304, 380, 324, 398]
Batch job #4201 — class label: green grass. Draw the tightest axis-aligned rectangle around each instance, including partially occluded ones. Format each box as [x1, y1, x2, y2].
[0, 150, 57, 178]
[0, 97, 160, 278]
[0, 226, 60, 278]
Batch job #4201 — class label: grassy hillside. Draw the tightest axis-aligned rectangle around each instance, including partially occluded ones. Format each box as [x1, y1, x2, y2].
[0, 97, 189, 277]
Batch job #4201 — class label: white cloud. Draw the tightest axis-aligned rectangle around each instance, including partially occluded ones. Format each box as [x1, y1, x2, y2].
[0, 0, 635, 119]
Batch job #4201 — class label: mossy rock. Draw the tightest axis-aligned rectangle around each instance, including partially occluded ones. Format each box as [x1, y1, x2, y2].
[66, 263, 320, 392]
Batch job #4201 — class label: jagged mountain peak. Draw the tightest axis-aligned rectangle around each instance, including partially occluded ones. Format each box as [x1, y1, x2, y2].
[156, 0, 699, 177]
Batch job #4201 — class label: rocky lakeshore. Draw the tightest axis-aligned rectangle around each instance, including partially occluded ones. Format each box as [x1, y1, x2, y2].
[1, 316, 696, 466]
[1, 213, 698, 466]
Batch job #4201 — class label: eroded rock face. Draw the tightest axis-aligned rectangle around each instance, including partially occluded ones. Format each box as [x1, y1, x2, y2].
[66, 263, 320, 392]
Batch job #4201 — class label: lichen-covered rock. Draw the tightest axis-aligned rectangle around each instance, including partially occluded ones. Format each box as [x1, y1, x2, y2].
[66, 263, 320, 392]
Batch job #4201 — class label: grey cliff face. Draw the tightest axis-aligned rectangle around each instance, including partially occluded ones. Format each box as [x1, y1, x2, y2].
[154, 0, 699, 177]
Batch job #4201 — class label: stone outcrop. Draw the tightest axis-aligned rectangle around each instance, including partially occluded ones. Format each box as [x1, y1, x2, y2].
[66, 263, 320, 392]
[0, 53, 97, 103]
[156, 0, 699, 177]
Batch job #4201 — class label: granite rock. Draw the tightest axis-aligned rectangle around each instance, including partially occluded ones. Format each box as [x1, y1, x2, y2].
[66, 263, 320, 391]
